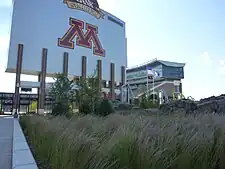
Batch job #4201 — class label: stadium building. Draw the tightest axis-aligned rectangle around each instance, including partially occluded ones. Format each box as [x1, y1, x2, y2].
[1, 0, 186, 114]
[124, 58, 185, 102]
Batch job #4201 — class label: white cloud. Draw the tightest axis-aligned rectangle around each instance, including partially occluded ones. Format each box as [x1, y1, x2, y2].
[200, 52, 212, 66]
[0, 0, 12, 8]
[218, 60, 225, 75]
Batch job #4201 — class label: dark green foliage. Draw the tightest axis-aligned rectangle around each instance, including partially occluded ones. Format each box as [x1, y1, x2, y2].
[140, 95, 148, 109]
[117, 103, 133, 110]
[52, 101, 71, 116]
[75, 70, 103, 115]
[79, 101, 92, 115]
[140, 95, 159, 109]
[50, 73, 74, 102]
[133, 98, 140, 106]
[50, 69, 115, 117]
[50, 73, 74, 117]
[97, 98, 114, 116]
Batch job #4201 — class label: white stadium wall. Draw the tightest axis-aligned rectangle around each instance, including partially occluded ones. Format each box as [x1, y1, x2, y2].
[6, 0, 127, 82]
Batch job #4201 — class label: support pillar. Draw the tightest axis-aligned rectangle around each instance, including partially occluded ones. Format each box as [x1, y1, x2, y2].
[13, 44, 23, 117]
[79, 56, 87, 108]
[120, 65, 126, 103]
[121, 66, 126, 85]
[63, 52, 69, 76]
[179, 82, 183, 94]
[81, 56, 87, 79]
[97, 60, 102, 94]
[38, 48, 47, 115]
[110, 63, 115, 101]
[37, 74, 41, 113]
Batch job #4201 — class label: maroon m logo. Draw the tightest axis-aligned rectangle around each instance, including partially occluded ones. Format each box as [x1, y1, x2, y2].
[58, 17, 105, 57]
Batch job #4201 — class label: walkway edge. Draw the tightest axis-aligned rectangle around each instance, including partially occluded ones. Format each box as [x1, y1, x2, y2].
[12, 118, 39, 169]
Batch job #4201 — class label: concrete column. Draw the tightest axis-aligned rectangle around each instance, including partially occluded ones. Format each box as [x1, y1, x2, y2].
[110, 63, 115, 100]
[37, 74, 41, 113]
[13, 44, 24, 117]
[120, 65, 126, 103]
[38, 48, 47, 114]
[121, 66, 126, 85]
[81, 56, 87, 79]
[63, 52, 69, 76]
[79, 56, 87, 107]
[97, 60, 102, 93]
[179, 82, 183, 94]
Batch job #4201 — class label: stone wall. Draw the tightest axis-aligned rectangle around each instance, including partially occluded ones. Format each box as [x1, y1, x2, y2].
[159, 94, 225, 114]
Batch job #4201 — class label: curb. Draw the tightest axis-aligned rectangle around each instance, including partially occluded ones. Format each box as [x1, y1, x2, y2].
[12, 118, 38, 169]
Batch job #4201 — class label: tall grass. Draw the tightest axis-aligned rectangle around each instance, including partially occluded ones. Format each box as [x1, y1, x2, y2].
[20, 113, 225, 169]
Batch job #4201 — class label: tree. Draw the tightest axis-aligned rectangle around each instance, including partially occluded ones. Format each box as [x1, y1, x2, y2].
[75, 70, 102, 114]
[50, 69, 114, 117]
[97, 98, 114, 116]
[50, 73, 74, 116]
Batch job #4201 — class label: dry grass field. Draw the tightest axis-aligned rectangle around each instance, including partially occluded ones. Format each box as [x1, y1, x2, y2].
[20, 113, 225, 169]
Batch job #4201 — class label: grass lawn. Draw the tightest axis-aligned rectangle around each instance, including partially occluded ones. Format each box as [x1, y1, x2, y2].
[20, 113, 225, 169]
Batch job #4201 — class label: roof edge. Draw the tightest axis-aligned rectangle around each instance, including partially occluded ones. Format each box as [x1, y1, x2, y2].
[127, 58, 158, 70]
[127, 59, 186, 70]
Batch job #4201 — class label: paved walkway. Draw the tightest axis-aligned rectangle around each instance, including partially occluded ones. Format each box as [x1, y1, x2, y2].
[0, 115, 13, 169]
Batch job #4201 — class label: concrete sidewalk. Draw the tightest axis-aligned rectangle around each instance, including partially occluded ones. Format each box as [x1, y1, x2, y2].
[0, 115, 13, 169]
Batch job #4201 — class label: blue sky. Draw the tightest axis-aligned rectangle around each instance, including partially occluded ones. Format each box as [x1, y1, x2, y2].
[0, 0, 225, 100]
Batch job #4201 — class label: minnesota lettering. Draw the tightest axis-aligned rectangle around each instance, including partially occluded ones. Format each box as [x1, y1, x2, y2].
[58, 17, 105, 57]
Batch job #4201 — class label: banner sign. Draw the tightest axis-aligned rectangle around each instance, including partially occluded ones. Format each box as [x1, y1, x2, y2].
[63, 0, 104, 19]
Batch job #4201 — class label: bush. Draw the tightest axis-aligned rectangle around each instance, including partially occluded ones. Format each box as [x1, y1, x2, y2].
[79, 101, 92, 115]
[52, 101, 71, 116]
[117, 103, 133, 110]
[140, 95, 159, 109]
[50, 70, 106, 117]
[97, 98, 114, 116]
[50, 73, 74, 117]
[133, 98, 140, 106]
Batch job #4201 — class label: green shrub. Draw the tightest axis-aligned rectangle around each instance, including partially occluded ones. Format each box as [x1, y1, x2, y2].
[117, 103, 133, 110]
[97, 98, 114, 116]
[133, 98, 140, 106]
[79, 101, 92, 114]
[52, 101, 71, 116]
[140, 95, 159, 109]
[50, 70, 102, 117]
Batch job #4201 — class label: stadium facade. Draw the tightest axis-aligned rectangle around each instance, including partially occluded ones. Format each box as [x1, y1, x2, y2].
[124, 58, 185, 102]
[6, 0, 127, 114]
[1, 0, 186, 114]
[45, 58, 185, 102]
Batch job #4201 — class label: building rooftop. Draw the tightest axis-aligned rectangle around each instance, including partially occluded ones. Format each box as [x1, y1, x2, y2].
[157, 60, 185, 67]
[127, 58, 185, 70]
